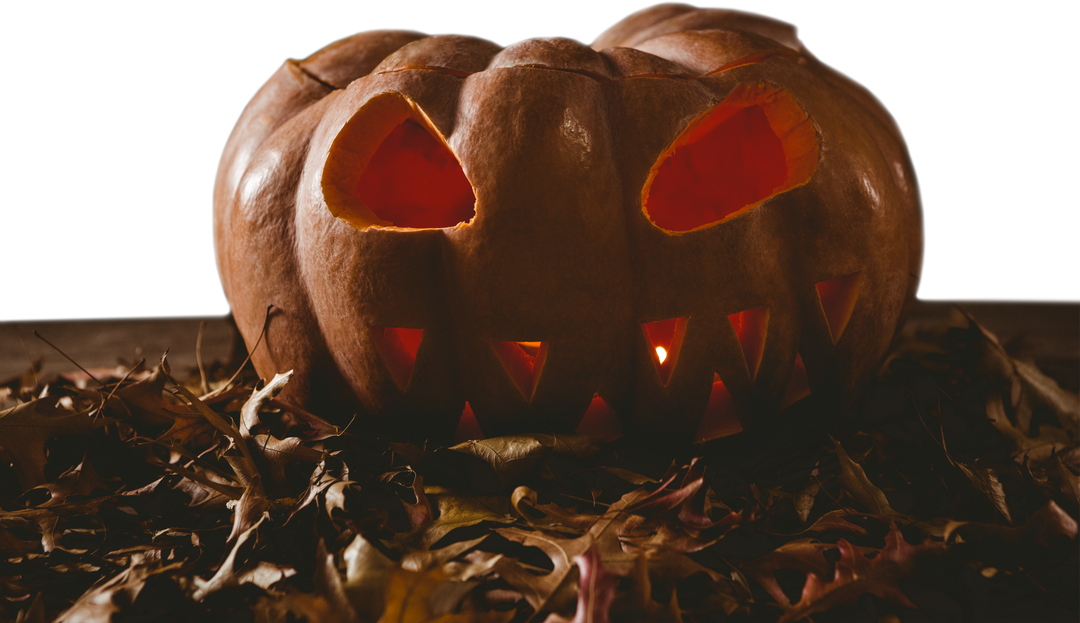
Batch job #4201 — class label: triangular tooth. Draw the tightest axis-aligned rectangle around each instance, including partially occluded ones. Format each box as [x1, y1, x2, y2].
[641, 317, 689, 385]
[370, 327, 424, 391]
[454, 402, 485, 443]
[780, 354, 811, 409]
[575, 394, 623, 442]
[696, 373, 743, 442]
[727, 306, 769, 379]
[489, 341, 548, 401]
[815, 271, 862, 344]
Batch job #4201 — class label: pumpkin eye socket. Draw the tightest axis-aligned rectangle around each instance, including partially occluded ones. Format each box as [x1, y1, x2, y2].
[323, 94, 476, 230]
[356, 119, 475, 228]
[643, 84, 820, 233]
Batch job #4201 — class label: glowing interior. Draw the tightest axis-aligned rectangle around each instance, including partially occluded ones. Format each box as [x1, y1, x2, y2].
[695, 374, 743, 442]
[454, 402, 485, 443]
[369, 327, 424, 391]
[643, 84, 820, 233]
[815, 271, 863, 344]
[641, 317, 688, 385]
[355, 120, 476, 228]
[489, 341, 548, 401]
[574, 394, 623, 442]
[322, 93, 476, 231]
[780, 353, 811, 409]
[727, 306, 769, 379]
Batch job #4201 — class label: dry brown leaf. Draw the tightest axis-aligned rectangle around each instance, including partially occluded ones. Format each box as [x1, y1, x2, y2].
[0, 399, 109, 491]
[794, 480, 820, 524]
[240, 371, 293, 437]
[56, 555, 187, 622]
[250, 433, 325, 493]
[956, 461, 1012, 523]
[227, 475, 269, 544]
[377, 565, 504, 623]
[543, 546, 618, 623]
[986, 393, 1076, 465]
[778, 528, 942, 623]
[830, 436, 901, 516]
[742, 538, 836, 605]
[344, 532, 396, 622]
[510, 486, 599, 533]
[497, 494, 637, 613]
[29, 458, 107, 507]
[422, 487, 514, 547]
[106, 358, 178, 425]
[449, 434, 603, 489]
[193, 515, 264, 602]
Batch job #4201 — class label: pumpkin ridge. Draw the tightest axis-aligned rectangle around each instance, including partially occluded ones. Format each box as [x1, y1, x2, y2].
[704, 49, 800, 75]
[495, 64, 613, 83]
[290, 60, 337, 91]
[376, 66, 472, 79]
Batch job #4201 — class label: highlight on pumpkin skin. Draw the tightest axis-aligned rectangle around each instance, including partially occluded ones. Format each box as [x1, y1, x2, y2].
[322, 93, 476, 231]
[695, 373, 743, 442]
[727, 306, 769, 380]
[489, 340, 548, 401]
[574, 394, 623, 442]
[641, 317, 688, 385]
[642, 83, 819, 233]
[815, 271, 863, 344]
[369, 326, 424, 391]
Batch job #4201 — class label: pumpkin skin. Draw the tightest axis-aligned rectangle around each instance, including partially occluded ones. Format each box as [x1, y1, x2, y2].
[213, 4, 922, 444]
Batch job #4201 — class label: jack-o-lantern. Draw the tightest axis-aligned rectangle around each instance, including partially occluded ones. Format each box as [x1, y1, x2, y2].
[214, 4, 922, 445]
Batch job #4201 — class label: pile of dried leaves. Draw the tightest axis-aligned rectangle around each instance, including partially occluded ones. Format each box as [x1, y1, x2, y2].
[1, 309, 1077, 622]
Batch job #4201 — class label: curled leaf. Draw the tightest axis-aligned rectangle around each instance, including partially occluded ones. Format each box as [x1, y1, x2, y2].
[830, 436, 900, 516]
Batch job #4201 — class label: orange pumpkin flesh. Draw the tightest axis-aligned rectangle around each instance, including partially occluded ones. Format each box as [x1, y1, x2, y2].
[214, 4, 923, 446]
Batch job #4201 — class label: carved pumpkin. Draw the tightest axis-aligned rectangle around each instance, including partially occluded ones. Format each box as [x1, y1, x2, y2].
[214, 4, 922, 445]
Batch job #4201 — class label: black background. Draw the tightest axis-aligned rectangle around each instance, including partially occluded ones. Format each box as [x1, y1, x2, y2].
[6, 2, 1071, 315]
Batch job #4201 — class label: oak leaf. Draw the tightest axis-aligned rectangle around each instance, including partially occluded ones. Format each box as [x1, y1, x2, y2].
[0, 399, 109, 491]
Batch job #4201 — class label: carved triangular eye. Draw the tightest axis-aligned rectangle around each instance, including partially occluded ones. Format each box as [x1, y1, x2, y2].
[357, 120, 475, 228]
[643, 84, 819, 233]
[323, 93, 476, 230]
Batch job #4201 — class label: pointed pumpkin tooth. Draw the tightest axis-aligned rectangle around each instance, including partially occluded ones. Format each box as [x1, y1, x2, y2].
[816, 271, 863, 344]
[641, 317, 688, 385]
[575, 394, 623, 441]
[696, 373, 743, 442]
[728, 306, 769, 380]
[454, 402, 485, 443]
[489, 341, 548, 401]
[781, 354, 811, 409]
[369, 327, 424, 391]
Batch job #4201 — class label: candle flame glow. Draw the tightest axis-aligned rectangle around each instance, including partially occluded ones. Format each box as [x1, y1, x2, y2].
[656, 346, 668, 364]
